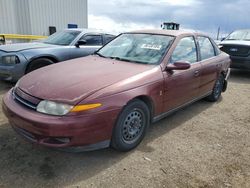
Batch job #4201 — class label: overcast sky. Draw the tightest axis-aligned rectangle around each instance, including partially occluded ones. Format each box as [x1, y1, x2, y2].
[88, 0, 250, 38]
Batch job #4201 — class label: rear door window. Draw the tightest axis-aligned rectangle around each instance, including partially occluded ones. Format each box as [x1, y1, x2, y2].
[197, 37, 216, 60]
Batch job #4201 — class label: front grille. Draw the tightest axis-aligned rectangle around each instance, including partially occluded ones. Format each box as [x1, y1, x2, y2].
[12, 87, 40, 110]
[221, 45, 250, 57]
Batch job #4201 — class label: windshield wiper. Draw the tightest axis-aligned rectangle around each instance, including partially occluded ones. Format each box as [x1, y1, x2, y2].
[109, 56, 125, 61]
[110, 56, 137, 62]
[94, 51, 107, 58]
[43, 42, 67, 46]
[109, 56, 148, 64]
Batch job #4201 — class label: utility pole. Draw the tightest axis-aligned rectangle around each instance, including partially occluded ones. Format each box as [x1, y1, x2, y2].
[217, 26, 220, 40]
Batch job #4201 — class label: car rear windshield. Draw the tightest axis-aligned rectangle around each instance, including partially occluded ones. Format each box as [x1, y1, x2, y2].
[97, 33, 174, 64]
[43, 30, 81, 45]
[226, 30, 250, 41]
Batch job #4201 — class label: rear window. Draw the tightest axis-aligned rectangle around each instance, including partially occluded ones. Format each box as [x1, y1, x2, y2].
[197, 37, 216, 60]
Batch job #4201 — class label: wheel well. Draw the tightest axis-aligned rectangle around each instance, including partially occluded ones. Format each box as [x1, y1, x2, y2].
[220, 71, 228, 92]
[134, 95, 154, 123]
[220, 71, 226, 78]
[25, 56, 58, 73]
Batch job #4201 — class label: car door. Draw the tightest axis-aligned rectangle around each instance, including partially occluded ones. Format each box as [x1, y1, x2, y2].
[196, 36, 221, 96]
[70, 34, 103, 59]
[162, 36, 202, 112]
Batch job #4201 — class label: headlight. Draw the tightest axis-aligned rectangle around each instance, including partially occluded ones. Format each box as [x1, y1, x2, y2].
[2, 55, 20, 65]
[37, 100, 73, 116]
[36, 100, 102, 116]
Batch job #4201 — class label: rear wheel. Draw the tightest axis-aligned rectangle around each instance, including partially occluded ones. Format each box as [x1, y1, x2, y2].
[26, 58, 54, 73]
[205, 74, 224, 102]
[111, 99, 150, 151]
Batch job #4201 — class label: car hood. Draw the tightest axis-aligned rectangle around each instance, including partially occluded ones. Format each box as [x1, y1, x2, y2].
[0, 42, 57, 52]
[220, 40, 250, 46]
[18, 56, 156, 105]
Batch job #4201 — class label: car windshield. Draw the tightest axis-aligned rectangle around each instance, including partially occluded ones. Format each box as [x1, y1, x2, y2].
[226, 30, 250, 41]
[97, 33, 174, 64]
[43, 30, 81, 45]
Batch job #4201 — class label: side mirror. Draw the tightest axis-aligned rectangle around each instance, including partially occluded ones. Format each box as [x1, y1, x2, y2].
[75, 39, 87, 47]
[166, 61, 191, 71]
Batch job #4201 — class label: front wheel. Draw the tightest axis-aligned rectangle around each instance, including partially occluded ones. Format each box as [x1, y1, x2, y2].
[205, 74, 224, 102]
[26, 58, 54, 74]
[111, 99, 150, 152]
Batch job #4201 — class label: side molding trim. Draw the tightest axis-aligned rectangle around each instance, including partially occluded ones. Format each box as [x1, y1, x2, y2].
[152, 91, 212, 123]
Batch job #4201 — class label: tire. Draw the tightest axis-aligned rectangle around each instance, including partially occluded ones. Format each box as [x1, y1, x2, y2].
[111, 99, 150, 152]
[205, 74, 224, 102]
[26, 58, 54, 74]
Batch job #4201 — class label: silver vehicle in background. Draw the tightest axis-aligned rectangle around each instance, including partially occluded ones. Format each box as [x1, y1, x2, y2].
[0, 29, 115, 82]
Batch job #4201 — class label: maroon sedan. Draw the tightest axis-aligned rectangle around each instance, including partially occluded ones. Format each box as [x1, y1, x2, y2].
[2, 30, 231, 151]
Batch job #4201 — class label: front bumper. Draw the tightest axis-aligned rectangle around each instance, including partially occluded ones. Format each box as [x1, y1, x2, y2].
[230, 56, 250, 70]
[222, 68, 230, 92]
[225, 68, 230, 81]
[2, 89, 121, 150]
[0, 64, 25, 82]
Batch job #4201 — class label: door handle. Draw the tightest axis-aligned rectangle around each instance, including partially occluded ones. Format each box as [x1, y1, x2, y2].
[194, 70, 200, 77]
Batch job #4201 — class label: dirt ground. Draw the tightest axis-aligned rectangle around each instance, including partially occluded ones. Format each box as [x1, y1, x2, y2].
[0, 69, 249, 188]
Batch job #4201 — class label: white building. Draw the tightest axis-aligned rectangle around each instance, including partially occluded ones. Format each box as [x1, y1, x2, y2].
[0, 0, 88, 36]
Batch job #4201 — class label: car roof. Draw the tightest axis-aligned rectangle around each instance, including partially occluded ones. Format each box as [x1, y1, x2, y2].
[63, 28, 115, 36]
[232, 29, 250, 32]
[126, 29, 208, 37]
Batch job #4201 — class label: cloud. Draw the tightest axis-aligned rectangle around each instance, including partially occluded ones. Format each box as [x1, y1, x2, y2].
[88, 15, 157, 34]
[89, 0, 250, 38]
[158, 0, 199, 6]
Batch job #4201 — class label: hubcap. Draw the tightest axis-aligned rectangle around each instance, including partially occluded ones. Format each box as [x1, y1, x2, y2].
[122, 109, 144, 142]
